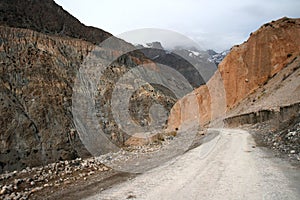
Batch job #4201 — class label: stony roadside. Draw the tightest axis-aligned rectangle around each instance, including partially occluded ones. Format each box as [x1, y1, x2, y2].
[0, 136, 176, 200]
[248, 117, 300, 163]
[0, 158, 112, 200]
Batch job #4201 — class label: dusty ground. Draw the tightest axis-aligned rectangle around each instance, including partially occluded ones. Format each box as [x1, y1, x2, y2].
[0, 123, 213, 200]
[0, 126, 208, 200]
[1, 127, 299, 200]
[86, 129, 300, 200]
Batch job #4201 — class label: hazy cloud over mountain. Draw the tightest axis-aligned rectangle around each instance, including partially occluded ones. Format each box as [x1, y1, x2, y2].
[55, 0, 300, 51]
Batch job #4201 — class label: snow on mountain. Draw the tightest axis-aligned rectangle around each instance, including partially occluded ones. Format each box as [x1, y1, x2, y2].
[208, 50, 230, 66]
[135, 42, 229, 66]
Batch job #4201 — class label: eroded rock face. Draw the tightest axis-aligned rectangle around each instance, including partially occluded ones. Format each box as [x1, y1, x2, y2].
[0, 26, 93, 172]
[0, 26, 184, 172]
[219, 17, 300, 109]
[0, 0, 124, 173]
[0, 25, 194, 172]
[167, 17, 300, 129]
[167, 71, 226, 131]
[0, 0, 186, 173]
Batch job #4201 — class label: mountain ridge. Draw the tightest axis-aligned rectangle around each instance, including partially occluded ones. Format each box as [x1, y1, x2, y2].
[0, 0, 111, 44]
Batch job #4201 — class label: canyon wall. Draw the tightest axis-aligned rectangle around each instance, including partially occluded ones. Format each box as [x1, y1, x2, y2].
[0, 0, 165, 173]
[0, 0, 198, 172]
[0, 25, 185, 172]
[0, 26, 92, 172]
[1, 1, 300, 173]
[167, 17, 300, 130]
[220, 17, 300, 109]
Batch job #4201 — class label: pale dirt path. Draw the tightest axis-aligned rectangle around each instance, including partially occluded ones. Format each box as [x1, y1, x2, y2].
[85, 129, 300, 200]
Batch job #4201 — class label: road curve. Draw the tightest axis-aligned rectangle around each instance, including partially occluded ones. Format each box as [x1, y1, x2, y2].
[86, 129, 300, 200]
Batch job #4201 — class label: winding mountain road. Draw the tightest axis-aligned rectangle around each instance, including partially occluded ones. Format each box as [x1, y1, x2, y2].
[86, 129, 300, 200]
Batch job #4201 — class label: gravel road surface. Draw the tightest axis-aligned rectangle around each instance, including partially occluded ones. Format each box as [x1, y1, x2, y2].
[86, 129, 300, 200]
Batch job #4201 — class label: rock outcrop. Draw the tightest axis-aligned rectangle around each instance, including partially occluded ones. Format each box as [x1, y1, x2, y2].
[0, 26, 93, 173]
[0, 1, 194, 173]
[0, 0, 123, 173]
[167, 17, 300, 130]
[2, 1, 299, 174]
[220, 17, 300, 109]
[0, 0, 111, 44]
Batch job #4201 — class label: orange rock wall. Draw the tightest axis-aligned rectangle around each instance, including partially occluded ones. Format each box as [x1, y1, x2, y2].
[220, 18, 300, 109]
[167, 18, 300, 130]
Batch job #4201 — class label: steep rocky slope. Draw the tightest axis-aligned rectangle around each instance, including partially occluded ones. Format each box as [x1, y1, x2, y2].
[0, 26, 93, 172]
[227, 55, 300, 116]
[0, 26, 174, 173]
[0, 0, 116, 173]
[167, 17, 300, 130]
[220, 17, 300, 110]
[137, 42, 219, 87]
[0, 1, 195, 173]
[0, 0, 111, 44]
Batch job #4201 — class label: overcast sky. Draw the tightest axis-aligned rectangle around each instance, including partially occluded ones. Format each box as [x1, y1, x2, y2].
[54, 0, 299, 52]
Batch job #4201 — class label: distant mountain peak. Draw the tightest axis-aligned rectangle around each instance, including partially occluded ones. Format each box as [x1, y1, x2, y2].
[145, 41, 164, 49]
[206, 49, 217, 56]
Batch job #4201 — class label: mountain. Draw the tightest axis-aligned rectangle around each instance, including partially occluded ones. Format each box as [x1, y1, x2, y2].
[0, 0, 111, 44]
[0, 25, 90, 173]
[1, 1, 299, 174]
[207, 50, 230, 66]
[0, 1, 182, 173]
[206, 49, 217, 56]
[136, 42, 223, 87]
[167, 17, 300, 130]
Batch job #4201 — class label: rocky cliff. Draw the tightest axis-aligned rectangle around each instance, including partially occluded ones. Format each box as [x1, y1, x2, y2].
[0, 26, 93, 172]
[167, 17, 300, 130]
[0, 1, 193, 173]
[0, 0, 118, 173]
[220, 17, 300, 109]
[2, 1, 299, 174]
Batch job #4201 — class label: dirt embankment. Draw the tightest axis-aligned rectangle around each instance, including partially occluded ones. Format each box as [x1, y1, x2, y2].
[225, 103, 300, 162]
[225, 103, 300, 128]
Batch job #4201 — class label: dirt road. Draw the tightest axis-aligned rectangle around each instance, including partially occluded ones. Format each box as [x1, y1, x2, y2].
[85, 129, 300, 200]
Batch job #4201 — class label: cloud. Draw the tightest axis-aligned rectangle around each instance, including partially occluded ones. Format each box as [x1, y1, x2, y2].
[55, 0, 299, 51]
